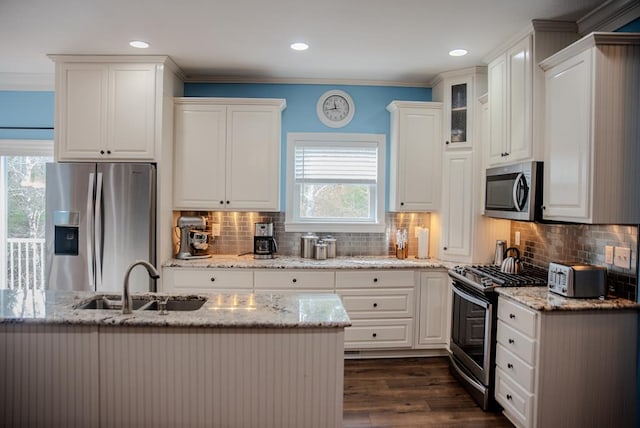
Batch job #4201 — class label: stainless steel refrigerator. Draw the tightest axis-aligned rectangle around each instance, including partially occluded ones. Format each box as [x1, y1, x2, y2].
[45, 163, 156, 293]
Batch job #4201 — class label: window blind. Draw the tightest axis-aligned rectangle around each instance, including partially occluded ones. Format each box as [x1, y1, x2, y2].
[294, 145, 378, 184]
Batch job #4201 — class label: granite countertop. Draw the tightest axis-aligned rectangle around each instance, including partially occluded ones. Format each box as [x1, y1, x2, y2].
[0, 289, 351, 328]
[164, 254, 456, 270]
[496, 287, 640, 312]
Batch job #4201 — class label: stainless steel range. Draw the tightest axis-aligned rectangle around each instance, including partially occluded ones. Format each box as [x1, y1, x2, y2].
[448, 264, 548, 410]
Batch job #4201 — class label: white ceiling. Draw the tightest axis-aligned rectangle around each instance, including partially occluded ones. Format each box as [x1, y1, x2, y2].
[0, 0, 608, 86]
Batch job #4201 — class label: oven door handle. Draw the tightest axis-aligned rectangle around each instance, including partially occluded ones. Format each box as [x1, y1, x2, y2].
[452, 283, 489, 309]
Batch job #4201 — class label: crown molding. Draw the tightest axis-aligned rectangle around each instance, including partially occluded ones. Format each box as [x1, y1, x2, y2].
[0, 73, 54, 91]
[182, 74, 431, 88]
[578, 0, 640, 34]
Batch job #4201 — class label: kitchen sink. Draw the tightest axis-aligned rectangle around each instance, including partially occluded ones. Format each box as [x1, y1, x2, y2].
[74, 295, 151, 310]
[74, 295, 206, 312]
[141, 297, 206, 311]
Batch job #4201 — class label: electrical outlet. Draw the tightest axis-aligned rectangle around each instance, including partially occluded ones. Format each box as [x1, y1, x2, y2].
[614, 247, 631, 269]
[211, 223, 221, 237]
[605, 245, 614, 264]
[515, 231, 521, 246]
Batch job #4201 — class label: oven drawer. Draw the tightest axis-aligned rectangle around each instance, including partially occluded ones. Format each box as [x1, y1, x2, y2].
[498, 297, 537, 337]
[344, 319, 413, 349]
[339, 289, 414, 319]
[496, 343, 535, 392]
[495, 368, 534, 428]
[497, 320, 537, 365]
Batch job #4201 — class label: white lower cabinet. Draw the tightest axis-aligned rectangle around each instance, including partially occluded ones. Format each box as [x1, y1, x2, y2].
[254, 270, 335, 291]
[337, 270, 416, 349]
[495, 296, 637, 428]
[415, 271, 450, 348]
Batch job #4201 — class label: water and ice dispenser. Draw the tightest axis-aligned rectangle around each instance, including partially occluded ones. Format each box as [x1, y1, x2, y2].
[53, 211, 79, 255]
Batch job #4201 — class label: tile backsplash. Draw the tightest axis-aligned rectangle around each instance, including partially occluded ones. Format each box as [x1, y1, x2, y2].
[511, 221, 638, 301]
[179, 211, 431, 258]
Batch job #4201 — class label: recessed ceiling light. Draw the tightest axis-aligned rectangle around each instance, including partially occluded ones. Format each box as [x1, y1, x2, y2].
[290, 42, 309, 51]
[449, 49, 468, 57]
[129, 40, 150, 49]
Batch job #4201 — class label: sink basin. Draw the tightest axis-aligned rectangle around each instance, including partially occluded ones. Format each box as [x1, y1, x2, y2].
[74, 295, 150, 310]
[142, 297, 206, 311]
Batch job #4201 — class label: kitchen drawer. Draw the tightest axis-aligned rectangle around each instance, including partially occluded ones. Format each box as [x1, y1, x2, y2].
[497, 320, 537, 365]
[339, 288, 414, 319]
[344, 319, 413, 349]
[254, 270, 335, 290]
[498, 296, 537, 337]
[496, 343, 535, 392]
[495, 368, 533, 428]
[335, 270, 415, 289]
[167, 268, 253, 291]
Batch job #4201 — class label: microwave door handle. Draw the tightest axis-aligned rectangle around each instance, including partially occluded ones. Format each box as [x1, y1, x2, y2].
[512, 173, 526, 211]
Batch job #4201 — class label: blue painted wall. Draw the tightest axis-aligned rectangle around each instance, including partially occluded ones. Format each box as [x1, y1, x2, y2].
[617, 16, 640, 32]
[185, 83, 431, 210]
[0, 91, 54, 139]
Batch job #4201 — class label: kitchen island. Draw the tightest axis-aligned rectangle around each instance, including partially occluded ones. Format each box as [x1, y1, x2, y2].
[0, 289, 350, 428]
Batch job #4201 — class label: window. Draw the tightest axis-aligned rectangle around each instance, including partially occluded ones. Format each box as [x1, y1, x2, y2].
[0, 140, 53, 289]
[286, 133, 385, 232]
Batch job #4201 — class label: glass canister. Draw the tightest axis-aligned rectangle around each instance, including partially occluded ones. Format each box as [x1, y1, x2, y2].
[323, 235, 337, 258]
[300, 233, 318, 258]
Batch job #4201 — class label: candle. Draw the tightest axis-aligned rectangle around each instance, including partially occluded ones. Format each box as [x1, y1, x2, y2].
[417, 227, 429, 259]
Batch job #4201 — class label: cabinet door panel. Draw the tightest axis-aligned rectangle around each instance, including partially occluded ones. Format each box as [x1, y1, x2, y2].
[416, 272, 450, 347]
[543, 50, 592, 220]
[57, 64, 108, 159]
[506, 36, 532, 162]
[488, 55, 507, 165]
[441, 151, 472, 258]
[174, 105, 227, 208]
[108, 64, 157, 159]
[226, 106, 281, 211]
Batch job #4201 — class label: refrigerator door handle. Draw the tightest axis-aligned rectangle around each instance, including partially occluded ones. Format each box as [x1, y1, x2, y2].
[95, 172, 103, 290]
[87, 172, 95, 288]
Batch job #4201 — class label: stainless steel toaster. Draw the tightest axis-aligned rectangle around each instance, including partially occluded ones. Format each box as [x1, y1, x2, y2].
[548, 262, 607, 298]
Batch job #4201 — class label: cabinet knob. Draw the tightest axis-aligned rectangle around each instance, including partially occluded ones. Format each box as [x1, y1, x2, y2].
[509, 313, 515, 319]
[400, 202, 404, 206]
[542, 205, 546, 210]
[226, 200, 230, 204]
[508, 338, 515, 344]
[210, 277, 215, 282]
[507, 363, 514, 369]
[292, 278, 297, 283]
[506, 394, 513, 401]
[373, 278, 378, 283]
[106, 150, 111, 155]
[443, 247, 448, 251]
[219, 201, 224, 205]
[373, 303, 378, 308]
[100, 150, 105, 155]
[372, 333, 377, 338]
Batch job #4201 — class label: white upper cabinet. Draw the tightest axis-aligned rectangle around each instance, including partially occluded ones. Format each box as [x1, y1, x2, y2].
[51, 57, 165, 161]
[540, 33, 640, 224]
[173, 98, 286, 211]
[440, 149, 473, 259]
[486, 21, 579, 167]
[387, 101, 443, 212]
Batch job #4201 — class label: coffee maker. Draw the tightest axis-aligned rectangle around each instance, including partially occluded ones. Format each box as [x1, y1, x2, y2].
[176, 216, 212, 260]
[254, 222, 277, 259]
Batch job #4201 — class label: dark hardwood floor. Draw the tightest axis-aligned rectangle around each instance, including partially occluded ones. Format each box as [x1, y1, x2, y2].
[343, 357, 513, 428]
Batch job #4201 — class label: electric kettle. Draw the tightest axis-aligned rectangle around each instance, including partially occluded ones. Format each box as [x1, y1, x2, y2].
[501, 247, 523, 274]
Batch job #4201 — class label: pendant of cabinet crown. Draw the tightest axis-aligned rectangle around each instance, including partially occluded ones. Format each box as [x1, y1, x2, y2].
[173, 98, 286, 211]
[486, 20, 579, 167]
[386, 101, 443, 212]
[540, 33, 640, 224]
[49, 55, 179, 161]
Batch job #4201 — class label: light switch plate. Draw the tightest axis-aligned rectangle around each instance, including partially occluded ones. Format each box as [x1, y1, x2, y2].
[211, 223, 221, 237]
[515, 231, 521, 245]
[605, 245, 614, 264]
[614, 247, 631, 269]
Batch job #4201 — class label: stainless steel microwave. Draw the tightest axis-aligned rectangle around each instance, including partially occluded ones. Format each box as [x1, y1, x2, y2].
[484, 161, 543, 221]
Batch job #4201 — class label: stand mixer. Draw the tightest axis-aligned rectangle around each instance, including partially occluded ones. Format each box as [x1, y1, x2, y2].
[176, 216, 212, 260]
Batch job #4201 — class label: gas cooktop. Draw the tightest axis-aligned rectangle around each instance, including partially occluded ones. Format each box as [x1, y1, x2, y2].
[450, 264, 548, 290]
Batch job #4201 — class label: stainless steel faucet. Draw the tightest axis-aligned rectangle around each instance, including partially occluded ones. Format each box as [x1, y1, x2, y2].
[122, 260, 160, 314]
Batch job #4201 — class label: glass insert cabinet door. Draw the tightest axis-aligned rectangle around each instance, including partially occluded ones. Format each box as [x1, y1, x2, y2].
[450, 83, 467, 144]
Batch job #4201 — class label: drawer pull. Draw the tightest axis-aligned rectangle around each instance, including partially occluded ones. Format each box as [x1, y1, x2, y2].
[509, 313, 516, 319]
[372, 333, 377, 338]
[373, 278, 378, 283]
[292, 278, 297, 283]
[506, 394, 513, 401]
[210, 277, 215, 282]
[508, 338, 515, 344]
[507, 363, 513, 369]
[373, 303, 378, 308]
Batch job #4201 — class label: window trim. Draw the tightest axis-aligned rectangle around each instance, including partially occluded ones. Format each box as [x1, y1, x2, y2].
[285, 132, 386, 233]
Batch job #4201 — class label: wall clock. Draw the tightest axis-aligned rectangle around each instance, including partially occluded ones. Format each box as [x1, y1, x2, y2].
[316, 90, 355, 128]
